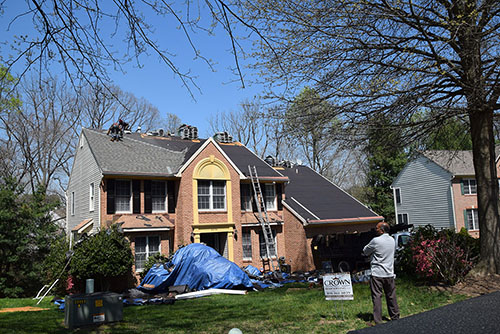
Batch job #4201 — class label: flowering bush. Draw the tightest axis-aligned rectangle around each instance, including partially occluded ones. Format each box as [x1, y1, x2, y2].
[398, 225, 479, 285]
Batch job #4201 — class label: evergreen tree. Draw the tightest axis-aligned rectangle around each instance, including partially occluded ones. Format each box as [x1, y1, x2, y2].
[364, 116, 407, 224]
[0, 177, 59, 297]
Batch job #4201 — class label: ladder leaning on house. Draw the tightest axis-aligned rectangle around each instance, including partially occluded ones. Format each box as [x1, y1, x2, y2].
[248, 165, 278, 272]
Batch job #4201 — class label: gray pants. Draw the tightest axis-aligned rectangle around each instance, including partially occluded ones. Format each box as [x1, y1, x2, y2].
[370, 276, 400, 324]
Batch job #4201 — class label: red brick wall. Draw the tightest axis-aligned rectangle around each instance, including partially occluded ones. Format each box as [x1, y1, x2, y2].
[451, 178, 479, 238]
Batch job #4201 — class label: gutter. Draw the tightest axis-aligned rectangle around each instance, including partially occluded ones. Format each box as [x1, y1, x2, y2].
[305, 216, 385, 226]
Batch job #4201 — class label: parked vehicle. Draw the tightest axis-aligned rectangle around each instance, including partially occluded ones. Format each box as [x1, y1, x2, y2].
[311, 224, 413, 273]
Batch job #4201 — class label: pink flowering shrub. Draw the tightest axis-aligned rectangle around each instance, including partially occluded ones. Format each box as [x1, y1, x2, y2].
[398, 225, 479, 285]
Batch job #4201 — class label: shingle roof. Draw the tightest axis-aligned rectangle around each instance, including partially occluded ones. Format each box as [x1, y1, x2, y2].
[82, 128, 283, 178]
[218, 143, 286, 179]
[280, 165, 381, 223]
[83, 128, 187, 176]
[422, 150, 475, 176]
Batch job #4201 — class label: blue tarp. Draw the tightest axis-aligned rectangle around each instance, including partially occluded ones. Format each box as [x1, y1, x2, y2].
[138, 243, 253, 294]
[243, 265, 262, 277]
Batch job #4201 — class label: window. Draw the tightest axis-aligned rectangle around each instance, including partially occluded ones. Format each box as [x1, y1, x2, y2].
[115, 180, 131, 213]
[151, 181, 166, 212]
[259, 229, 277, 259]
[462, 179, 477, 195]
[89, 183, 95, 212]
[240, 184, 252, 211]
[465, 209, 479, 230]
[242, 229, 252, 260]
[135, 236, 160, 272]
[264, 184, 276, 210]
[395, 188, 401, 204]
[397, 213, 409, 225]
[198, 180, 226, 210]
[71, 191, 75, 216]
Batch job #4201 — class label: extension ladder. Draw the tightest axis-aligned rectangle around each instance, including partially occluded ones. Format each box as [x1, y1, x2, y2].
[248, 165, 278, 272]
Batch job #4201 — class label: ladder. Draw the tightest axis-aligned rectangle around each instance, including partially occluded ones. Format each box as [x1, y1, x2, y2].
[248, 165, 278, 272]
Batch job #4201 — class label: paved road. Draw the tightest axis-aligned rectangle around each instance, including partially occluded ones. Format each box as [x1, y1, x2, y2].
[347, 290, 500, 334]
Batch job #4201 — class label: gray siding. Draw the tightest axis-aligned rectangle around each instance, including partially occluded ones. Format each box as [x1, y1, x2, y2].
[393, 155, 454, 230]
[66, 133, 102, 234]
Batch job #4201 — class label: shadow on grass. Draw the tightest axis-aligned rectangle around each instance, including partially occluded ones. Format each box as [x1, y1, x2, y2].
[357, 312, 372, 322]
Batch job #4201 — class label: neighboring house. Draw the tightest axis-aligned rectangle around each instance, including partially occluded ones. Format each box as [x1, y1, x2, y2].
[67, 127, 382, 284]
[391, 150, 500, 238]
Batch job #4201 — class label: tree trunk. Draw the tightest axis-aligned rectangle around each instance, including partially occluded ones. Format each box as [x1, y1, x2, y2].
[469, 107, 500, 274]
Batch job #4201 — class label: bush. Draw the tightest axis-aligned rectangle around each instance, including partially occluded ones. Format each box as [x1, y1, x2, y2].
[41, 234, 71, 297]
[70, 225, 133, 291]
[397, 225, 479, 285]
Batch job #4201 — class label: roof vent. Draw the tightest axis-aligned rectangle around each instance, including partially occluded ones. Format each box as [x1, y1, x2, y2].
[264, 155, 276, 166]
[178, 124, 198, 140]
[214, 131, 233, 143]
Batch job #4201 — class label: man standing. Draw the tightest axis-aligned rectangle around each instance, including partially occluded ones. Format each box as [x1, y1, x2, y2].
[363, 222, 400, 325]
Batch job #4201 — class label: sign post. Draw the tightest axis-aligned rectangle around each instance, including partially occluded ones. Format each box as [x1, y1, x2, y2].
[323, 272, 354, 320]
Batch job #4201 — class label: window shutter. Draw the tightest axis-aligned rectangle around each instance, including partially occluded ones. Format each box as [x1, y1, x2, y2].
[460, 180, 464, 195]
[144, 180, 152, 213]
[464, 210, 468, 230]
[276, 183, 283, 210]
[167, 180, 176, 213]
[132, 180, 141, 214]
[240, 184, 248, 210]
[106, 179, 115, 214]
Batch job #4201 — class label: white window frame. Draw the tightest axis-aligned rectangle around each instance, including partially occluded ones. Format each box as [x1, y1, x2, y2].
[264, 183, 276, 211]
[242, 229, 252, 261]
[397, 213, 409, 225]
[466, 209, 479, 230]
[394, 188, 402, 204]
[463, 178, 477, 195]
[135, 235, 161, 272]
[115, 180, 132, 213]
[151, 180, 167, 213]
[71, 191, 75, 216]
[259, 229, 277, 259]
[89, 183, 95, 212]
[198, 180, 226, 211]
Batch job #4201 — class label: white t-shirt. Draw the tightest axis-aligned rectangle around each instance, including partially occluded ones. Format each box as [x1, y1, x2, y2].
[362, 233, 395, 278]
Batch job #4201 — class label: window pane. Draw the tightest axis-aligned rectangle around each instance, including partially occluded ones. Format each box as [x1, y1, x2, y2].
[115, 180, 131, 212]
[213, 195, 225, 209]
[259, 230, 276, 259]
[152, 181, 166, 211]
[470, 179, 477, 194]
[265, 184, 276, 210]
[135, 253, 146, 271]
[148, 236, 160, 255]
[135, 237, 146, 253]
[395, 188, 401, 204]
[242, 229, 252, 260]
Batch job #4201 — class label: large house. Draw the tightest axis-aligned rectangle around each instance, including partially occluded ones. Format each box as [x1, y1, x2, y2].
[391, 149, 500, 238]
[67, 126, 382, 284]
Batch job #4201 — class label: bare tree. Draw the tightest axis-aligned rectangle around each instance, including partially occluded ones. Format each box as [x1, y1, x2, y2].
[239, 0, 500, 273]
[160, 113, 183, 135]
[0, 76, 77, 194]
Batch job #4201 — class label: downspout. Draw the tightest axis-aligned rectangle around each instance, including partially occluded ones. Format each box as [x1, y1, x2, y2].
[66, 191, 72, 249]
[390, 186, 398, 224]
[450, 176, 457, 231]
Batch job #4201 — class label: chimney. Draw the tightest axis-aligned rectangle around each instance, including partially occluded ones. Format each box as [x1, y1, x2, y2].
[214, 131, 233, 143]
[178, 124, 198, 140]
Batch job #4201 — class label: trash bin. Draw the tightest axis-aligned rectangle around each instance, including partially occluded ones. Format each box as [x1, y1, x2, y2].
[64, 292, 123, 329]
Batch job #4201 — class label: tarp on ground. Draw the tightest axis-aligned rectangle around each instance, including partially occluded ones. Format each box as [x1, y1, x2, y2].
[138, 243, 253, 294]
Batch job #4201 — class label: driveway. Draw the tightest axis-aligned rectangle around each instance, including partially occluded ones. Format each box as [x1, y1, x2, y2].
[347, 290, 500, 334]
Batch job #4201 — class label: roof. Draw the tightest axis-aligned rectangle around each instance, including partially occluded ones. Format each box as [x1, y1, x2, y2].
[83, 128, 187, 176]
[72, 218, 93, 233]
[117, 214, 175, 231]
[280, 165, 382, 225]
[422, 150, 475, 176]
[82, 128, 286, 179]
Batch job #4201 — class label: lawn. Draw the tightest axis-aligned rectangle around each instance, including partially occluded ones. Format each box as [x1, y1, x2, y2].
[0, 278, 467, 334]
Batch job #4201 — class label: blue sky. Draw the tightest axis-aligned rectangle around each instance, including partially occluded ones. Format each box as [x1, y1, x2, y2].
[0, 2, 265, 137]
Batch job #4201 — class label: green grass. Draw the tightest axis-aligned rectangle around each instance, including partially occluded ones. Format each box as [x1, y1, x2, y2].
[0, 278, 467, 334]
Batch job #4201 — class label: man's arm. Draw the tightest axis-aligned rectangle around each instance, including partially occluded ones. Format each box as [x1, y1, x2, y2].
[363, 240, 375, 257]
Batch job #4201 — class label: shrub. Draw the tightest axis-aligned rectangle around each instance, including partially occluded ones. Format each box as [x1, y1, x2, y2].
[70, 225, 133, 291]
[397, 225, 479, 285]
[41, 234, 71, 297]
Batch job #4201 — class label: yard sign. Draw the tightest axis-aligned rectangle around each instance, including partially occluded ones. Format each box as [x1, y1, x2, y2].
[323, 273, 354, 301]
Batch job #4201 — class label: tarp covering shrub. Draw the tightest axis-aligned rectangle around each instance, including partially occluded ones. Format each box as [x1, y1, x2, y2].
[138, 243, 253, 293]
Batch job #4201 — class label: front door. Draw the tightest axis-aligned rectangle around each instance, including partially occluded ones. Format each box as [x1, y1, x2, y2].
[200, 232, 228, 258]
